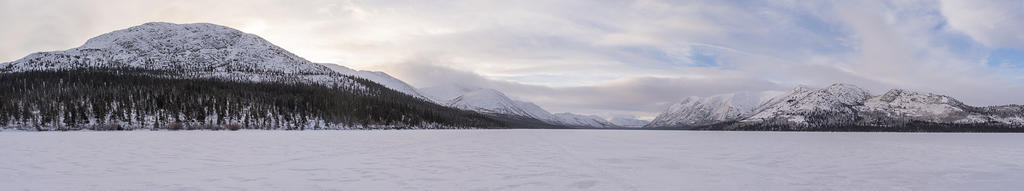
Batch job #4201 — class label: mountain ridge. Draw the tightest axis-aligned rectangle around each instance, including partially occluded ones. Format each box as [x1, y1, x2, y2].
[647, 83, 1024, 131]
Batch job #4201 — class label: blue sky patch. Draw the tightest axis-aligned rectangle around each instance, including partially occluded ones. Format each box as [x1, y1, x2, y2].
[987, 48, 1024, 68]
[690, 52, 718, 67]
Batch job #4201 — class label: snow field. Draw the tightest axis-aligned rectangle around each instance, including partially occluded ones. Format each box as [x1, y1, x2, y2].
[1, 130, 1023, 190]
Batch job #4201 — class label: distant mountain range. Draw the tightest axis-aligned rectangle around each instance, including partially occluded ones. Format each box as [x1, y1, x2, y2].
[647, 91, 780, 128]
[646, 84, 1024, 131]
[418, 84, 619, 128]
[610, 117, 650, 128]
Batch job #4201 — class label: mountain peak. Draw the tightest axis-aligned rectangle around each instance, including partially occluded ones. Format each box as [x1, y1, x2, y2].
[822, 83, 867, 93]
[792, 84, 814, 93]
[81, 22, 252, 50]
[876, 88, 956, 104]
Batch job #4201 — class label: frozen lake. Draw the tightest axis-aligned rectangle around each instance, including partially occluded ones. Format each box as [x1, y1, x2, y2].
[1, 130, 1023, 190]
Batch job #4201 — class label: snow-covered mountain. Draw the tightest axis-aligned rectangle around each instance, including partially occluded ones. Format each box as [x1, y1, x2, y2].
[646, 92, 779, 128]
[647, 83, 1024, 130]
[552, 113, 618, 128]
[743, 83, 873, 124]
[419, 84, 619, 128]
[320, 63, 427, 99]
[0, 22, 353, 86]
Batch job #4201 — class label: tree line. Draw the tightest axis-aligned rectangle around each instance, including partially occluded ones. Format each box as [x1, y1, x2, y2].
[0, 69, 506, 131]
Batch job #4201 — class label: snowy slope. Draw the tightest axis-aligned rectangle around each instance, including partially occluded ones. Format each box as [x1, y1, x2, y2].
[979, 105, 1024, 125]
[552, 113, 618, 128]
[647, 92, 778, 128]
[320, 63, 427, 99]
[0, 22, 352, 86]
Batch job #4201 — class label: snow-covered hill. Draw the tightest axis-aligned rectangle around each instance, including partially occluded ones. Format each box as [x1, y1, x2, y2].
[647, 83, 1024, 130]
[0, 22, 353, 86]
[419, 84, 619, 128]
[321, 63, 427, 99]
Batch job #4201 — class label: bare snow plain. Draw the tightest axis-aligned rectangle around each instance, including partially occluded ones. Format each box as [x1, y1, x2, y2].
[2, 130, 1023, 191]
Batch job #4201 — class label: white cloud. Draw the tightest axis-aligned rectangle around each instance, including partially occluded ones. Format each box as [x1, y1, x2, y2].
[829, 0, 1024, 106]
[940, 0, 1024, 49]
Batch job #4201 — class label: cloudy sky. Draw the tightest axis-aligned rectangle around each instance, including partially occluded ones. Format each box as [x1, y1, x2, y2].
[2, 0, 1023, 119]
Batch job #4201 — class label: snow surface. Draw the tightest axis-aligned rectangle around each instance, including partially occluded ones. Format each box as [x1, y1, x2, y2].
[2, 130, 1023, 190]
